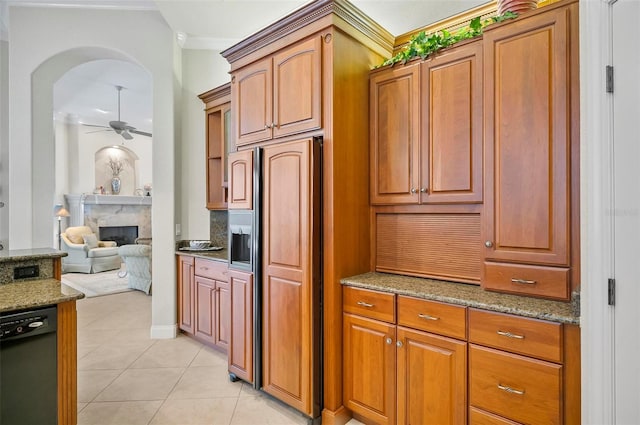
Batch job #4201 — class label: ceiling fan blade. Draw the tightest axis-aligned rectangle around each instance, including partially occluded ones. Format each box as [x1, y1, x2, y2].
[82, 123, 110, 128]
[121, 130, 134, 140]
[85, 129, 113, 134]
[129, 129, 152, 137]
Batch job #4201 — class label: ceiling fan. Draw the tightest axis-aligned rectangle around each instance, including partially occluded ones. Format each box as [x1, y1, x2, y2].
[84, 85, 152, 140]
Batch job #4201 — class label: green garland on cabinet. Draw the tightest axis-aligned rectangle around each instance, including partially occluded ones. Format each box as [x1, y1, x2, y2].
[377, 11, 519, 68]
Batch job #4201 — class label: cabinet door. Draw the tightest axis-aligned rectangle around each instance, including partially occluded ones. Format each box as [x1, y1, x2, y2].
[215, 279, 230, 352]
[228, 150, 253, 210]
[206, 106, 227, 209]
[482, 7, 571, 266]
[343, 313, 396, 425]
[177, 255, 194, 334]
[396, 326, 467, 425]
[421, 41, 483, 204]
[194, 275, 216, 345]
[262, 139, 319, 416]
[370, 63, 420, 205]
[233, 57, 272, 145]
[272, 36, 322, 139]
[228, 269, 253, 383]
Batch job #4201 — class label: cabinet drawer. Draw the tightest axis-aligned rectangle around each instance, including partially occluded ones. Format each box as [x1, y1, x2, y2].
[469, 407, 519, 425]
[483, 262, 570, 300]
[194, 258, 228, 281]
[397, 296, 466, 339]
[343, 286, 395, 323]
[468, 309, 562, 363]
[469, 345, 562, 425]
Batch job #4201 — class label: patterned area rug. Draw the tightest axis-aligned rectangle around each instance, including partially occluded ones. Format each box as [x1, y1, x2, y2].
[61, 266, 132, 298]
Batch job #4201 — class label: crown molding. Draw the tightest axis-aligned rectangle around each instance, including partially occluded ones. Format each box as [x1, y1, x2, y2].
[220, 0, 393, 64]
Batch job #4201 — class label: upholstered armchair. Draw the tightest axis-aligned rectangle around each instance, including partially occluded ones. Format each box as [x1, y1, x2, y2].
[60, 226, 122, 273]
[118, 244, 152, 294]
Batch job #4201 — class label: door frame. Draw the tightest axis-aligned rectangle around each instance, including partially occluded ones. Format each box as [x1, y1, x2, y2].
[580, 0, 616, 423]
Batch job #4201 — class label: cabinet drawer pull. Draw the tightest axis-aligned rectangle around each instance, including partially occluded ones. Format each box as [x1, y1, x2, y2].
[497, 383, 525, 395]
[511, 278, 536, 285]
[417, 313, 439, 321]
[497, 330, 525, 339]
[356, 301, 374, 308]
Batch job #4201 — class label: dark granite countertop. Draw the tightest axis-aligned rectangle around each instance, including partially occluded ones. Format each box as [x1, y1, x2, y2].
[175, 249, 228, 263]
[341, 272, 579, 325]
[0, 279, 84, 313]
[0, 248, 67, 263]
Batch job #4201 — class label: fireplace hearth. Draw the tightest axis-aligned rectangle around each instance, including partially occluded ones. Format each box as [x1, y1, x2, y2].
[99, 226, 139, 246]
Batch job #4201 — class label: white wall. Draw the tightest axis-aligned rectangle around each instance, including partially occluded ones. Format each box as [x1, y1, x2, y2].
[7, 5, 177, 338]
[179, 49, 230, 240]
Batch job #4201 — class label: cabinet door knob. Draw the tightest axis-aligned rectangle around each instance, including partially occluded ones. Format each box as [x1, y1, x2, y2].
[420, 188, 427, 193]
[385, 337, 393, 345]
[484, 241, 493, 248]
[396, 340, 403, 347]
[410, 188, 418, 194]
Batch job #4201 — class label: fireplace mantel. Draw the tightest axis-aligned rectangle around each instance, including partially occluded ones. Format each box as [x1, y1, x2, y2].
[80, 194, 151, 206]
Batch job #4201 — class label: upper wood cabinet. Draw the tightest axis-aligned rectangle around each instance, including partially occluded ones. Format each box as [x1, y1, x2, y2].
[481, 3, 577, 300]
[232, 36, 322, 146]
[370, 39, 483, 205]
[370, 62, 420, 205]
[199, 83, 232, 210]
[228, 149, 253, 210]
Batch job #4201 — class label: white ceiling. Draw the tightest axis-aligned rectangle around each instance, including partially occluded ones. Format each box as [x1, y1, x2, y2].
[7, 0, 487, 132]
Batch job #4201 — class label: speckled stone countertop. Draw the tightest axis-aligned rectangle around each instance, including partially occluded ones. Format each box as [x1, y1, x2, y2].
[0, 279, 84, 313]
[342, 272, 579, 325]
[175, 249, 228, 263]
[0, 248, 67, 263]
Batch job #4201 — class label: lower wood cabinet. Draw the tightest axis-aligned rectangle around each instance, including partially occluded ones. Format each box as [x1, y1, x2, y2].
[228, 269, 254, 383]
[343, 287, 467, 425]
[343, 286, 580, 425]
[177, 255, 229, 352]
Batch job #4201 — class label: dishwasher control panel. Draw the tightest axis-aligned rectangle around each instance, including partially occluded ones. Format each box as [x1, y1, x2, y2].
[0, 307, 56, 341]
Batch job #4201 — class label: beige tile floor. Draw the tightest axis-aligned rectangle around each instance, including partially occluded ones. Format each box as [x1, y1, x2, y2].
[76, 290, 365, 425]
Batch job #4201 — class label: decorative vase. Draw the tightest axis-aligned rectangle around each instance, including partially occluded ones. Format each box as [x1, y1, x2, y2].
[497, 0, 538, 15]
[111, 176, 121, 195]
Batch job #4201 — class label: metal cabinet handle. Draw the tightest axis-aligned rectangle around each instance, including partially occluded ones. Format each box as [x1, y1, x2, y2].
[356, 301, 374, 308]
[396, 340, 403, 347]
[511, 278, 536, 285]
[485, 241, 493, 248]
[497, 330, 525, 339]
[498, 384, 525, 395]
[385, 337, 393, 345]
[410, 188, 418, 194]
[418, 313, 439, 321]
[419, 188, 427, 193]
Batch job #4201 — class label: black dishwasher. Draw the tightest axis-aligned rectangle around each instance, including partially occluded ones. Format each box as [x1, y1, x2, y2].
[1, 306, 58, 425]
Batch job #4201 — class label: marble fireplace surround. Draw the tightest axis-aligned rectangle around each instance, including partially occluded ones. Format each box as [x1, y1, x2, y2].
[64, 194, 152, 242]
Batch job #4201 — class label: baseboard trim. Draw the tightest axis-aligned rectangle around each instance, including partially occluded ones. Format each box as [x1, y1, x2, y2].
[322, 405, 351, 425]
[150, 324, 177, 339]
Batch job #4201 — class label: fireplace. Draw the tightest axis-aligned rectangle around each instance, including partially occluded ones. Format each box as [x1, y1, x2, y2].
[99, 226, 139, 246]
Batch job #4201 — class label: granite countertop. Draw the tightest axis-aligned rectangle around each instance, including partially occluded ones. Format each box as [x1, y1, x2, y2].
[0, 248, 67, 263]
[341, 272, 579, 325]
[0, 279, 84, 313]
[175, 248, 228, 263]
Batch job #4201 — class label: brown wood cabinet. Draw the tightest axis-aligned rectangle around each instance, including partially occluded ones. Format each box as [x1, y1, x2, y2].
[199, 83, 232, 210]
[177, 255, 195, 334]
[468, 308, 579, 425]
[222, 2, 393, 420]
[228, 269, 254, 383]
[177, 255, 229, 352]
[343, 286, 467, 425]
[228, 149, 253, 209]
[481, 2, 578, 300]
[232, 36, 322, 146]
[370, 40, 482, 205]
[261, 139, 320, 415]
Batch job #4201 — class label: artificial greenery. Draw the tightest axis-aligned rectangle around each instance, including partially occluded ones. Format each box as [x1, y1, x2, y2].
[377, 11, 518, 68]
